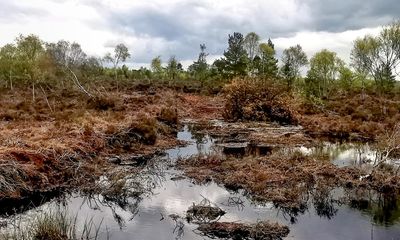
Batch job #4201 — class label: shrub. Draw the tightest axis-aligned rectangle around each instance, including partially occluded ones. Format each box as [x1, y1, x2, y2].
[129, 115, 158, 145]
[223, 78, 298, 125]
[157, 107, 178, 126]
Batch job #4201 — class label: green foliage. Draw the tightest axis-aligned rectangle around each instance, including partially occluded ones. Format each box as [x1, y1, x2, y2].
[255, 39, 278, 78]
[244, 32, 261, 74]
[351, 21, 400, 93]
[280, 44, 308, 89]
[220, 32, 249, 78]
[166, 56, 182, 80]
[338, 65, 356, 91]
[188, 44, 209, 84]
[104, 43, 131, 80]
[151, 56, 163, 79]
[0, 21, 398, 98]
[305, 49, 344, 98]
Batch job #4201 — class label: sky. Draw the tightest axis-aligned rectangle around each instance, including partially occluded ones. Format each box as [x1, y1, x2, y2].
[0, 0, 398, 69]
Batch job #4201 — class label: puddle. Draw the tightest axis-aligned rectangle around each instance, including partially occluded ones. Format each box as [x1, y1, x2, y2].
[1, 124, 400, 240]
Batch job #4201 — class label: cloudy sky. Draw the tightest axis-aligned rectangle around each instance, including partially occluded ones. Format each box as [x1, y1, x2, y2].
[0, 0, 398, 68]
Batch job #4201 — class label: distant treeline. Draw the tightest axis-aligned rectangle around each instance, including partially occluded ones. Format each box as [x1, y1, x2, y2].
[0, 20, 399, 96]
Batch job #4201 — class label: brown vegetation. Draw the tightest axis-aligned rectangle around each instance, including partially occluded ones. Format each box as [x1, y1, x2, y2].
[222, 78, 400, 141]
[179, 150, 400, 209]
[0, 86, 221, 200]
[197, 221, 289, 240]
[223, 78, 297, 125]
[297, 92, 400, 140]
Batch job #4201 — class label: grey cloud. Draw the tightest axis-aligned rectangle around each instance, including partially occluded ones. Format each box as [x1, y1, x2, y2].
[0, 2, 48, 23]
[91, 1, 311, 62]
[308, 0, 400, 32]
[89, 0, 398, 64]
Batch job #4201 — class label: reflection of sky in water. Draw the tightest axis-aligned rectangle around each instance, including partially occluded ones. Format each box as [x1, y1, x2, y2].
[300, 143, 400, 168]
[3, 125, 400, 240]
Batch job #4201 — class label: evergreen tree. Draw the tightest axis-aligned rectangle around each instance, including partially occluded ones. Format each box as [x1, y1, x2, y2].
[188, 44, 209, 83]
[222, 32, 249, 77]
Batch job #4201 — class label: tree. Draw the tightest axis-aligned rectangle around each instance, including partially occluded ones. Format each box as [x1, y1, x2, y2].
[338, 66, 356, 91]
[188, 44, 209, 84]
[280, 44, 308, 89]
[167, 56, 181, 80]
[104, 43, 130, 80]
[46, 40, 86, 70]
[15, 34, 44, 82]
[45, 40, 93, 96]
[244, 32, 260, 74]
[0, 44, 17, 89]
[151, 56, 163, 79]
[256, 39, 278, 78]
[222, 32, 249, 77]
[306, 49, 344, 98]
[351, 21, 400, 93]
[81, 57, 103, 77]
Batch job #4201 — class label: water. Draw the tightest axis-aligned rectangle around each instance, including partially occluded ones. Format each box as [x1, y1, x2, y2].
[1, 125, 400, 240]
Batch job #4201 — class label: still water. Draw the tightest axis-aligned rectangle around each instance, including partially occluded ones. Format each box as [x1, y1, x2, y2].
[1, 125, 400, 240]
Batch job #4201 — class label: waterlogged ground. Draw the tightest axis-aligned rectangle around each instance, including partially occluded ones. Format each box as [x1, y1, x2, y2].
[1, 124, 400, 240]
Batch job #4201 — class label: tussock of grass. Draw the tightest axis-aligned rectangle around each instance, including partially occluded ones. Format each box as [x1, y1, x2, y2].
[0, 208, 105, 240]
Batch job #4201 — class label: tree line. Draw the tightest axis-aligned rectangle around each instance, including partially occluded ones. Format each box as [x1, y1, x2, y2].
[0, 21, 399, 97]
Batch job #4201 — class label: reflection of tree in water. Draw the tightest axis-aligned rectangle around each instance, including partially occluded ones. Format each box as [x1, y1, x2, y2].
[82, 193, 141, 229]
[80, 159, 167, 229]
[349, 190, 400, 226]
[275, 202, 308, 224]
[187, 124, 207, 144]
[312, 186, 338, 220]
[273, 186, 340, 223]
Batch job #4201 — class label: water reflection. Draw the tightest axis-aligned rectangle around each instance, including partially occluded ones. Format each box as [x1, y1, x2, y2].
[1, 124, 400, 240]
[302, 142, 400, 168]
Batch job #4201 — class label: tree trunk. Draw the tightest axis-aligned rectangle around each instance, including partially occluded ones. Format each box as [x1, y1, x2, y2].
[32, 82, 35, 102]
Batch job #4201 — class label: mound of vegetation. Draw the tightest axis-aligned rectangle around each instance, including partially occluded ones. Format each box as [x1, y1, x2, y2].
[198, 221, 289, 240]
[223, 78, 298, 125]
[186, 199, 225, 223]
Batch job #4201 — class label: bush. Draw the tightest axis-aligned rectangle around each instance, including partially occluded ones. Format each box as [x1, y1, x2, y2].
[157, 107, 178, 126]
[129, 115, 158, 145]
[223, 78, 298, 125]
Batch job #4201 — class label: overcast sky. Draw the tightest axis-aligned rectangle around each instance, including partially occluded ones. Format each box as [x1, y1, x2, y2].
[0, 0, 398, 68]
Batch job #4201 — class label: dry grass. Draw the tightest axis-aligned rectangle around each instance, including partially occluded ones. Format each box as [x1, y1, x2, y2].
[179, 150, 400, 209]
[295, 93, 400, 140]
[197, 221, 289, 240]
[0, 208, 105, 240]
[223, 78, 298, 125]
[0, 87, 221, 200]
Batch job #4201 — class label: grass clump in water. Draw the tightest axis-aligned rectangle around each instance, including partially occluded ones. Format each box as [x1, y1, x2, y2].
[0, 208, 105, 240]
